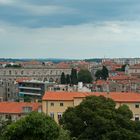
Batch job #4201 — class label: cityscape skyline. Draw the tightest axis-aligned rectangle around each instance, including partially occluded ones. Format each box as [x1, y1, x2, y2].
[0, 0, 140, 58]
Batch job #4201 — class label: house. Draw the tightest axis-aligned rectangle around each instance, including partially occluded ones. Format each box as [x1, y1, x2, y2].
[42, 91, 140, 123]
[0, 102, 41, 121]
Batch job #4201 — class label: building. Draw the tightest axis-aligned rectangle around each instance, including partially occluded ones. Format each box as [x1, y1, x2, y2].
[126, 64, 140, 78]
[103, 58, 140, 65]
[42, 92, 140, 123]
[0, 102, 41, 121]
[0, 67, 71, 101]
[18, 80, 55, 102]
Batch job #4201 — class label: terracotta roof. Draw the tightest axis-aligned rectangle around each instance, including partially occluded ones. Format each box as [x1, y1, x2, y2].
[42, 91, 140, 103]
[94, 80, 108, 86]
[16, 77, 32, 83]
[116, 72, 125, 75]
[109, 75, 130, 81]
[0, 102, 41, 114]
[57, 62, 70, 69]
[43, 92, 85, 101]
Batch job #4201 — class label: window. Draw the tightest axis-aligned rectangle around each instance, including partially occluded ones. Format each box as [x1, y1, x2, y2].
[135, 114, 139, 121]
[7, 94, 10, 98]
[5, 115, 11, 120]
[135, 104, 139, 108]
[50, 112, 54, 119]
[21, 71, 24, 75]
[22, 106, 32, 113]
[135, 117, 139, 121]
[60, 103, 64, 107]
[9, 70, 11, 75]
[51, 102, 54, 106]
[50, 70, 52, 74]
[7, 88, 10, 92]
[57, 112, 62, 121]
[15, 71, 17, 75]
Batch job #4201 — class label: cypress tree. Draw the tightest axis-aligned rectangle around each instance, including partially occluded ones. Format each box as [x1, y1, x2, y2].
[102, 65, 109, 80]
[66, 74, 71, 84]
[60, 72, 66, 84]
[70, 68, 78, 85]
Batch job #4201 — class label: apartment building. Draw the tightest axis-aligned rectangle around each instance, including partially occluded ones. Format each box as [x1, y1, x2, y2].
[18, 80, 55, 102]
[42, 92, 140, 123]
[0, 67, 71, 101]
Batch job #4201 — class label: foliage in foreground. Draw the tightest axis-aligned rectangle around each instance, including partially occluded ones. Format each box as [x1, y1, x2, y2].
[3, 112, 60, 140]
[60, 95, 140, 140]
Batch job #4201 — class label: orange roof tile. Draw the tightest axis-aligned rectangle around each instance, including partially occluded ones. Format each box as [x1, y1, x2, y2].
[109, 75, 130, 81]
[94, 80, 108, 86]
[43, 91, 140, 103]
[16, 77, 32, 83]
[43, 92, 85, 101]
[0, 102, 41, 114]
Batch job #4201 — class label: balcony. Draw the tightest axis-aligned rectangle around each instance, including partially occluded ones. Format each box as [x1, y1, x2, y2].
[19, 92, 41, 96]
[19, 86, 41, 90]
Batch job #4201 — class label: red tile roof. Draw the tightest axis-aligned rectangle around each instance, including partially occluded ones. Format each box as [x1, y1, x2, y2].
[94, 80, 108, 86]
[16, 77, 32, 83]
[0, 102, 41, 114]
[42, 91, 140, 103]
[109, 75, 130, 81]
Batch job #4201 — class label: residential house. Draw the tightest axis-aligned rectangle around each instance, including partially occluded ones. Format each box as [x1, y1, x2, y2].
[42, 92, 140, 123]
[0, 102, 41, 121]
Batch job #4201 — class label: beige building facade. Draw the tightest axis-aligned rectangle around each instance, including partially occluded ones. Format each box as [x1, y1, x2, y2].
[42, 92, 140, 123]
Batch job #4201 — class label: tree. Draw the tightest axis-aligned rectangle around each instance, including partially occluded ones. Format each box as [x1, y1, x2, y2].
[102, 65, 109, 80]
[57, 128, 71, 140]
[3, 112, 60, 140]
[78, 69, 93, 83]
[66, 74, 71, 84]
[70, 68, 78, 85]
[61, 72, 66, 84]
[60, 96, 140, 140]
[116, 64, 127, 72]
[95, 66, 109, 81]
[0, 116, 12, 139]
[95, 70, 102, 80]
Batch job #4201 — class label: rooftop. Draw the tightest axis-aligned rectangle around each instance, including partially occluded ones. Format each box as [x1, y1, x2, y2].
[0, 102, 41, 114]
[43, 91, 140, 103]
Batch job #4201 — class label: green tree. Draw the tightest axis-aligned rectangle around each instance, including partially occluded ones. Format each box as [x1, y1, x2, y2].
[95, 70, 102, 80]
[78, 69, 93, 83]
[116, 64, 127, 72]
[66, 74, 71, 84]
[60, 96, 140, 140]
[95, 66, 109, 80]
[0, 116, 12, 139]
[57, 128, 71, 140]
[70, 68, 78, 85]
[61, 72, 66, 84]
[102, 65, 109, 80]
[3, 112, 60, 140]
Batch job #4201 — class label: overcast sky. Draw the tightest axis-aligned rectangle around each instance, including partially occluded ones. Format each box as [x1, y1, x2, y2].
[0, 0, 140, 59]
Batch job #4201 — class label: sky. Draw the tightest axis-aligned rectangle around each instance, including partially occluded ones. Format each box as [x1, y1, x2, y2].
[0, 0, 140, 59]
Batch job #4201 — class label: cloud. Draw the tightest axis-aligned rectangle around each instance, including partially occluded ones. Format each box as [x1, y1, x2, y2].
[0, 0, 140, 58]
[0, 21, 140, 58]
[0, 0, 140, 28]
[0, 0, 15, 5]
[21, 5, 77, 16]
